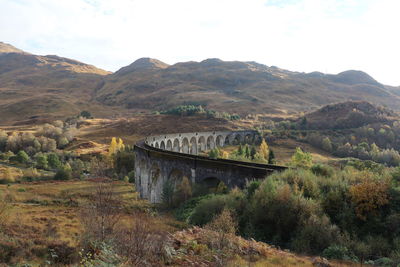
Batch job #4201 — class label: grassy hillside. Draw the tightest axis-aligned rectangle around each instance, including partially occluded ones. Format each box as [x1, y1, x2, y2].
[1, 42, 400, 124]
[96, 58, 400, 116]
[0, 42, 118, 124]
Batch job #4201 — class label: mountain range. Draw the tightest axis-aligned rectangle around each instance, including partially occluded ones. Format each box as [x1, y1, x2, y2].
[1, 41, 399, 124]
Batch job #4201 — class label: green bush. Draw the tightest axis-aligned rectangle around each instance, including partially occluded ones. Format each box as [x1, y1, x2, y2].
[47, 153, 61, 169]
[373, 257, 393, 266]
[249, 178, 322, 246]
[80, 110, 92, 119]
[189, 194, 226, 226]
[272, 169, 321, 199]
[54, 166, 72, 181]
[245, 180, 260, 199]
[322, 245, 358, 261]
[16, 150, 30, 164]
[35, 153, 48, 169]
[311, 163, 334, 177]
[291, 214, 340, 254]
[173, 164, 400, 261]
[128, 170, 135, 183]
[174, 195, 213, 222]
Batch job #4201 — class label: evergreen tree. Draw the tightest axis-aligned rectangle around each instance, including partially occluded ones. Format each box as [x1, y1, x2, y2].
[300, 117, 308, 129]
[0, 130, 7, 151]
[268, 149, 276, 164]
[250, 146, 257, 160]
[80, 110, 92, 119]
[244, 145, 251, 159]
[238, 145, 244, 156]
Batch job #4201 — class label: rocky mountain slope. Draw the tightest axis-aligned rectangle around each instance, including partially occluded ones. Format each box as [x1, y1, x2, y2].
[1, 42, 399, 124]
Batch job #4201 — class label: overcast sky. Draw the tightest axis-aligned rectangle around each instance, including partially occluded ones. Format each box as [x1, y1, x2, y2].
[1, 0, 399, 85]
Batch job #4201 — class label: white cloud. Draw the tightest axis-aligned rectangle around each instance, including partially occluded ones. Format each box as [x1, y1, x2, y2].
[0, 0, 399, 85]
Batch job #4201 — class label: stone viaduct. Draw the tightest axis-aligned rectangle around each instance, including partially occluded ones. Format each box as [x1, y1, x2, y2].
[134, 130, 287, 203]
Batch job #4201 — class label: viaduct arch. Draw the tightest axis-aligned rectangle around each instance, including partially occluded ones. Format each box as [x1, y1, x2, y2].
[134, 130, 286, 203]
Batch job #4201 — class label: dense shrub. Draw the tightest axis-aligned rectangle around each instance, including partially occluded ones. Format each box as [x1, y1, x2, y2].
[174, 195, 213, 222]
[322, 245, 357, 261]
[35, 153, 48, 169]
[16, 150, 30, 164]
[0, 120, 78, 155]
[54, 165, 72, 180]
[311, 163, 334, 177]
[47, 153, 62, 169]
[245, 180, 260, 199]
[189, 194, 226, 226]
[290, 214, 340, 254]
[176, 163, 400, 262]
[161, 105, 240, 121]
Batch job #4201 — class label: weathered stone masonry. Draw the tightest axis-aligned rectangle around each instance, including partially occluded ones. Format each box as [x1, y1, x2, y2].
[134, 130, 286, 203]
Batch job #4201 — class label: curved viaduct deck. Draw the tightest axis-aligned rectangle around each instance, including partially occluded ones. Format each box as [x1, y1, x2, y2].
[134, 130, 287, 203]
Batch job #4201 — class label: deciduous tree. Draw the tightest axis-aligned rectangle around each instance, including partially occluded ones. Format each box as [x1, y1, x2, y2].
[290, 147, 313, 169]
[349, 180, 389, 220]
[260, 139, 269, 160]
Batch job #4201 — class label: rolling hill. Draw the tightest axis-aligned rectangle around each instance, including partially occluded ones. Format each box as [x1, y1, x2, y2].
[0, 42, 119, 124]
[300, 100, 396, 130]
[96, 58, 400, 116]
[1, 41, 399, 124]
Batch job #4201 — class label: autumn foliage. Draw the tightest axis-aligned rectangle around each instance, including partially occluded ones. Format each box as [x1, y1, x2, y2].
[349, 179, 389, 220]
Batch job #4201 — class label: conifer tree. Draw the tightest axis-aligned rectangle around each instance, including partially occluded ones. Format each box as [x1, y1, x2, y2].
[244, 145, 250, 159]
[268, 149, 275, 164]
[250, 146, 257, 160]
[238, 145, 244, 156]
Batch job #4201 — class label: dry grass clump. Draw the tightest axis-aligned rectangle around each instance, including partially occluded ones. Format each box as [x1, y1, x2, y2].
[0, 166, 22, 183]
[114, 212, 168, 266]
[169, 224, 362, 267]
